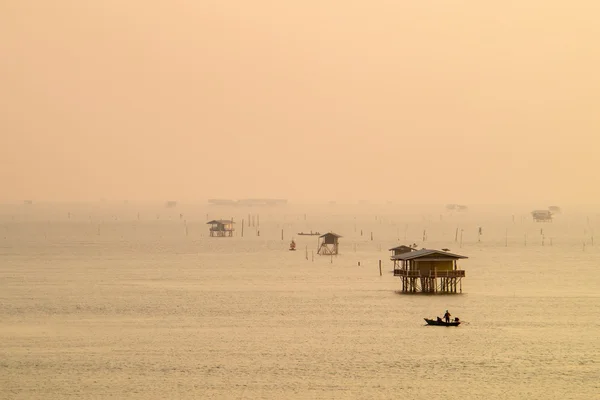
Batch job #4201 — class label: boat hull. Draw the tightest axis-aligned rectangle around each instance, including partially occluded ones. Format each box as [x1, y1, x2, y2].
[424, 318, 460, 326]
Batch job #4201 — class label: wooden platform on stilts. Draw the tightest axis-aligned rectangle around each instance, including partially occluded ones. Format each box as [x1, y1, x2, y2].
[391, 248, 467, 294]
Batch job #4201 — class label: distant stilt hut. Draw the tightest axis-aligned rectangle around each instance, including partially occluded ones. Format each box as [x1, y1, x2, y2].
[389, 245, 416, 258]
[389, 245, 416, 270]
[207, 219, 235, 237]
[446, 204, 468, 212]
[393, 248, 467, 294]
[532, 210, 552, 222]
[317, 232, 341, 255]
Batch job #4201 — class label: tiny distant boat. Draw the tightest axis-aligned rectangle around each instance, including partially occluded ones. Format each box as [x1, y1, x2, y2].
[297, 232, 320, 236]
[424, 318, 461, 326]
[289, 240, 297, 251]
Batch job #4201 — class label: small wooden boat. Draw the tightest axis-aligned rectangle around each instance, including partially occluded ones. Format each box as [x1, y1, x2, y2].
[424, 318, 460, 326]
[297, 232, 320, 236]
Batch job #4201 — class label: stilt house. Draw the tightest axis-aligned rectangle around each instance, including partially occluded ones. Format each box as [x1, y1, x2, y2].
[207, 219, 235, 237]
[393, 248, 467, 294]
[532, 210, 552, 222]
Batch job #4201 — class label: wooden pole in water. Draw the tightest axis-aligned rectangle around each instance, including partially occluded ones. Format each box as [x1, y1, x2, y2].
[379, 260, 382, 276]
[459, 230, 463, 248]
[312, 250, 314, 262]
[281, 229, 283, 240]
[455, 227, 458, 242]
[305, 245, 308, 260]
[370, 232, 373, 241]
[241, 219, 244, 237]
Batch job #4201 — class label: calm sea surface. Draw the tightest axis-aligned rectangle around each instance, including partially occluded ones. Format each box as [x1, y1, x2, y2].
[1, 204, 598, 399]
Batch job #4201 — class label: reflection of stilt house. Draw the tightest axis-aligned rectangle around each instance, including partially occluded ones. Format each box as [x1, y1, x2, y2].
[532, 210, 552, 222]
[393, 249, 467, 294]
[207, 220, 235, 237]
[317, 232, 341, 255]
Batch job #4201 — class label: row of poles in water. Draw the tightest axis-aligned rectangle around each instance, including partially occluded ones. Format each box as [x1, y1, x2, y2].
[2, 211, 596, 250]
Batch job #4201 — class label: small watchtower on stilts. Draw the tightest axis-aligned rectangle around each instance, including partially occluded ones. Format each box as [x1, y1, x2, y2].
[317, 232, 341, 255]
[207, 220, 235, 237]
[393, 248, 467, 294]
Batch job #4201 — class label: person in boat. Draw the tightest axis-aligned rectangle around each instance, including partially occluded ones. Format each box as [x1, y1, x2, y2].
[444, 310, 451, 323]
[436, 317, 442, 323]
[454, 317, 460, 323]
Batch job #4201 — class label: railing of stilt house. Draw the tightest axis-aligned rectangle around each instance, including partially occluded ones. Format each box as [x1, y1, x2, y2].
[393, 269, 465, 278]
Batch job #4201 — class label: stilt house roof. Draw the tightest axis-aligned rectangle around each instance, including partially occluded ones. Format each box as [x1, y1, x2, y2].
[391, 248, 468, 261]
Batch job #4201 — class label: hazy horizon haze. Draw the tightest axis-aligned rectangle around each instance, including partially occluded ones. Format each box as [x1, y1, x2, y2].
[2, 1, 599, 204]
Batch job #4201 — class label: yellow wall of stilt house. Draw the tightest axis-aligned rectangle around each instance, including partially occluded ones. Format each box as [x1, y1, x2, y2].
[414, 260, 453, 273]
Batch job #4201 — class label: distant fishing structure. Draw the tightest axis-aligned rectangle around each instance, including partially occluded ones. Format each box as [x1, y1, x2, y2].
[531, 210, 553, 222]
[317, 232, 341, 255]
[446, 204, 468, 212]
[297, 231, 320, 236]
[207, 219, 235, 237]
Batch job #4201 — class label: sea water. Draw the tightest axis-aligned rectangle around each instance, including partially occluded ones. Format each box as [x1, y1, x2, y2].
[1, 203, 598, 399]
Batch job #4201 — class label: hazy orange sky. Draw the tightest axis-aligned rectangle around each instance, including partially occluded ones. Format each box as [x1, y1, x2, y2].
[1, 1, 598, 204]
